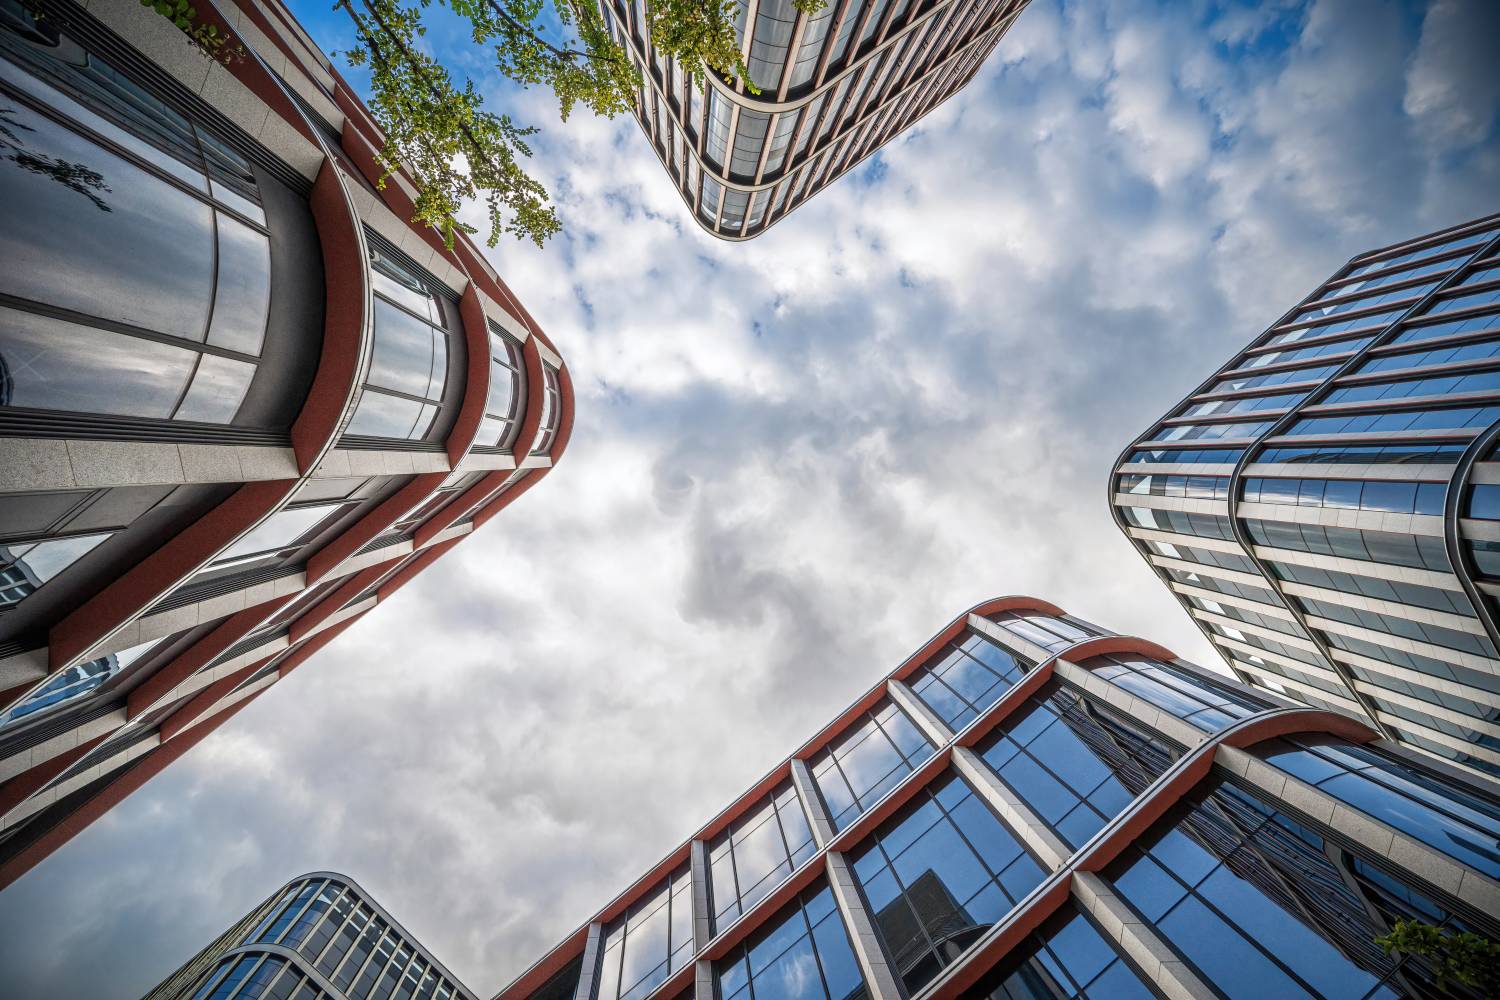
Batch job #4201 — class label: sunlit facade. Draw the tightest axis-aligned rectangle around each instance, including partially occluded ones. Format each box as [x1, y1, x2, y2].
[0, 0, 572, 890]
[144, 872, 477, 1000]
[495, 598, 1500, 1000]
[1111, 212, 1500, 784]
[597, 0, 1031, 239]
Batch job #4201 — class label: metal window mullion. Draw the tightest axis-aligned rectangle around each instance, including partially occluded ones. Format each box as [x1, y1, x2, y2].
[750, 110, 780, 183]
[775, 8, 809, 99]
[221, 954, 271, 1000]
[872, 18, 930, 108]
[737, 0, 762, 97]
[870, 0, 904, 50]
[810, 0, 857, 89]
[1222, 229, 1500, 740]
[267, 878, 326, 946]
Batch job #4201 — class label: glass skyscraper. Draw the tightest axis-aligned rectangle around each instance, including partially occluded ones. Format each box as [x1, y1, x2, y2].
[597, 0, 1032, 239]
[0, 0, 572, 890]
[144, 872, 476, 1000]
[495, 598, 1499, 1000]
[1111, 212, 1500, 784]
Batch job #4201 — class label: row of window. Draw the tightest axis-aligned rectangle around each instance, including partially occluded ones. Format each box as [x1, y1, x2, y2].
[234, 877, 464, 1000]
[1120, 505, 1236, 541]
[1343, 226, 1495, 281]
[1286, 403, 1500, 437]
[1243, 518, 1451, 573]
[1355, 335, 1500, 376]
[556, 678, 1493, 1000]
[1241, 476, 1446, 516]
[1117, 473, 1230, 501]
[1296, 596, 1497, 660]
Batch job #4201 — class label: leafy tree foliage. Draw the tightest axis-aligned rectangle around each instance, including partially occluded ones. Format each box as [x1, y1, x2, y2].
[146, 0, 825, 247]
[1376, 919, 1500, 994]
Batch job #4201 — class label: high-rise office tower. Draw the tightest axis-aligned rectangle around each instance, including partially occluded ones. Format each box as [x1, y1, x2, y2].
[1111, 212, 1500, 785]
[597, 0, 1031, 239]
[144, 872, 476, 1000]
[496, 598, 1499, 1000]
[0, 0, 573, 890]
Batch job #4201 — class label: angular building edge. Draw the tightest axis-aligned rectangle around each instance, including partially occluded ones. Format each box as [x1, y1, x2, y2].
[0, 0, 574, 890]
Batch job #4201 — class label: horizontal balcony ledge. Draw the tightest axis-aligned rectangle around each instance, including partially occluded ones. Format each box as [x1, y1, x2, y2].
[311, 447, 451, 479]
[0, 438, 297, 493]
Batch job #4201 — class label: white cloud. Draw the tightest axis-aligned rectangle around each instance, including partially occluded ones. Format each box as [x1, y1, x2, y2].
[1, 1, 1496, 997]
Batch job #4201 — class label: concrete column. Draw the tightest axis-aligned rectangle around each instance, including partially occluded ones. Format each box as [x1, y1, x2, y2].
[951, 746, 1070, 870]
[1071, 872, 1215, 1000]
[886, 678, 954, 747]
[824, 852, 905, 1000]
[694, 959, 715, 1000]
[790, 759, 836, 848]
[689, 840, 713, 951]
[571, 922, 604, 1000]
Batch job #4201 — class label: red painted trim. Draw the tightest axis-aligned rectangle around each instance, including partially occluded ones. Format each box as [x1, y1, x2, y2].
[296, 160, 370, 472]
[0, 687, 267, 892]
[289, 566, 386, 644]
[414, 470, 509, 548]
[198, 0, 319, 148]
[304, 472, 446, 585]
[375, 538, 463, 603]
[547, 361, 576, 467]
[1056, 634, 1178, 665]
[0, 731, 109, 817]
[954, 659, 1057, 748]
[1220, 707, 1380, 749]
[508, 340, 548, 461]
[1073, 708, 1376, 875]
[828, 747, 954, 854]
[45, 480, 294, 673]
[450, 285, 493, 466]
[702, 853, 827, 960]
[472, 471, 544, 530]
[692, 763, 794, 846]
[271, 613, 363, 679]
[497, 925, 595, 1000]
[923, 876, 1073, 1000]
[493, 598, 1068, 1000]
[158, 660, 264, 742]
[888, 595, 1067, 684]
[126, 598, 296, 720]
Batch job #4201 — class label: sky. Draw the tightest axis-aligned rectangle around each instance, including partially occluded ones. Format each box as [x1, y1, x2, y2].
[1, 0, 1498, 996]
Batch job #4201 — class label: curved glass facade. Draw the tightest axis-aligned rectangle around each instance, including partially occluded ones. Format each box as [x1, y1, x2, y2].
[148, 874, 475, 1000]
[1111, 212, 1500, 782]
[497, 601, 1499, 1000]
[597, 0, 1033, 239]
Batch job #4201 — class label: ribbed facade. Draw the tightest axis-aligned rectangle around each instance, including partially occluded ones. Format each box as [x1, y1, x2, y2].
[1110, 213, 1500, 784]
[0, 0, 573, 890]
[599, 0, 1030, 239]
[495, 598, 1500, 1000]
[143, 872, 477, 1000]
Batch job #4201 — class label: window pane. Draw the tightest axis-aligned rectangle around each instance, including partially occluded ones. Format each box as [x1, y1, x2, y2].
[205, 213, 271, 355]
[174, 353, 255, 423]
[0, 100, 214, 341]
[0, 305, 196, 417]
